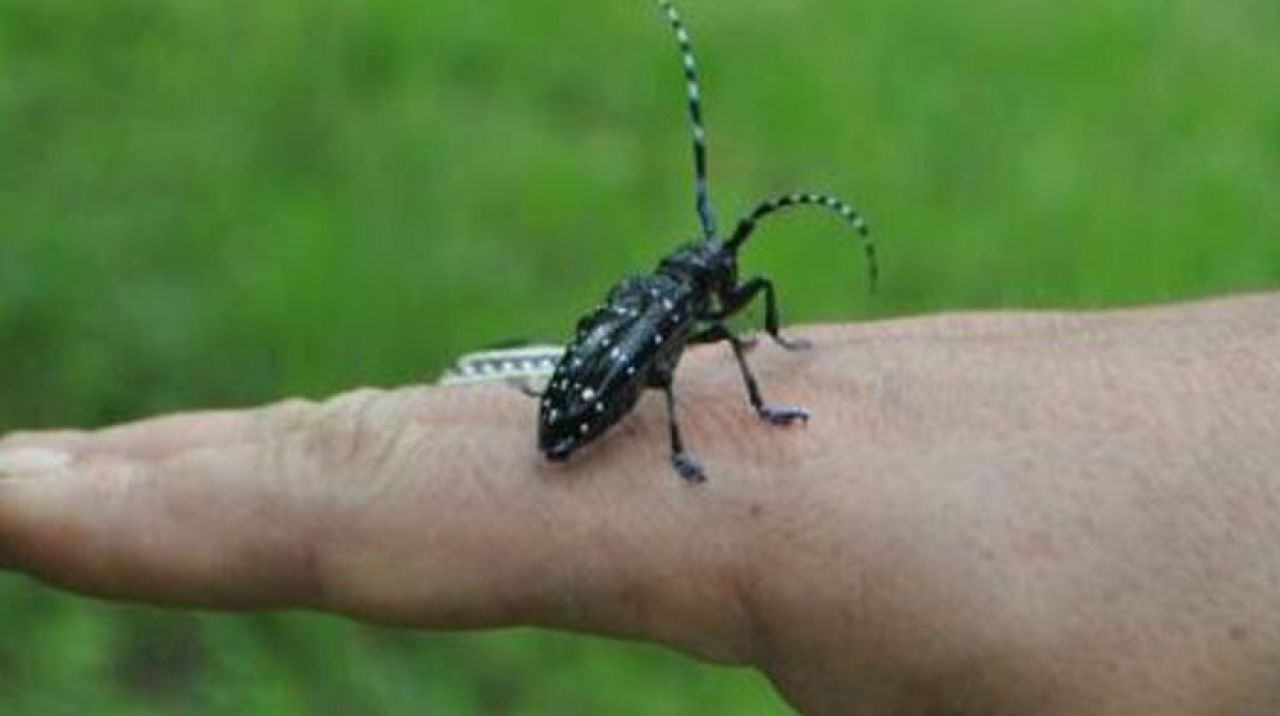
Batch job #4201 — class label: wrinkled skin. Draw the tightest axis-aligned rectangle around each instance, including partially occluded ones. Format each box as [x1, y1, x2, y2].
[2, 293, 1279, 714]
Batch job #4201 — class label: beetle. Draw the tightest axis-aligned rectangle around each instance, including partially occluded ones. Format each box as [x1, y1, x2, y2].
[538, 0, 877, 483]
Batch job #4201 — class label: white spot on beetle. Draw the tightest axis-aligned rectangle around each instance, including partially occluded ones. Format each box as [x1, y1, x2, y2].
[582, 387, 596, 400]
[579, 422, 590, 435]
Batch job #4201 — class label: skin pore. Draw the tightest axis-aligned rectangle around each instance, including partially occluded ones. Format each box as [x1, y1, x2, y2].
[1, 292, 1278, 714]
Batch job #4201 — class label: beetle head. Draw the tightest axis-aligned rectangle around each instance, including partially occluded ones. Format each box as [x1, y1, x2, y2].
[542, 432, 577, 461]
[539, 403, 589, 461]
[538, 379, 624, 462]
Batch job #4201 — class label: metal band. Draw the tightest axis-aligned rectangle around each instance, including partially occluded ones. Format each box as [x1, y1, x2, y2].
[438, 345, 566, 393]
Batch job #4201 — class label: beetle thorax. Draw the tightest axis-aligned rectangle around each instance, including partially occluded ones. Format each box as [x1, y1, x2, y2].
[656, 240, 736, 293]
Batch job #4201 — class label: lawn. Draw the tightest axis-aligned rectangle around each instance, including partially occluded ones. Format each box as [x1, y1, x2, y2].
[1, 0, 1277, 712]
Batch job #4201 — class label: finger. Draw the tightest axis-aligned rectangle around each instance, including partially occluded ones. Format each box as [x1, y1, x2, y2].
[0, 403, 307, 464]
[0, 445, 321, 609]
[0, 383, 763, 662]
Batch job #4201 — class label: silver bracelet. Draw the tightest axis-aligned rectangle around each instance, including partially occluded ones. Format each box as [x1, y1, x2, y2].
[437, 344, 565, 394]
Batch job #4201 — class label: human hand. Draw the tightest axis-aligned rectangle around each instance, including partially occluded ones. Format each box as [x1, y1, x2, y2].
[2, 293, 1278, 714]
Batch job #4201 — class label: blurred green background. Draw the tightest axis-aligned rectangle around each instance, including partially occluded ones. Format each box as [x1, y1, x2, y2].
[1, 0, 1277, 712]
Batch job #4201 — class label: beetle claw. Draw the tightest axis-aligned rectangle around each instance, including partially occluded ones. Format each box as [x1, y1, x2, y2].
[673, 452, 707, 483]
[759, 406, 810, 426]
[774, 335, 812, 351]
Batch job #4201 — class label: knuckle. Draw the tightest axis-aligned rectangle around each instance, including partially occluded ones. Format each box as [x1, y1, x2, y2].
[319, 388, 389, 416]
[258, 397, 321, 437]
[308, 388, 402, 470]
[248, 399, 322, 487]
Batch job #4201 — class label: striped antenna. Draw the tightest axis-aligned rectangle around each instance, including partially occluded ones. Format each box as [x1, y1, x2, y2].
[655, 0, 718, 241]
[727, 193, 878, 292]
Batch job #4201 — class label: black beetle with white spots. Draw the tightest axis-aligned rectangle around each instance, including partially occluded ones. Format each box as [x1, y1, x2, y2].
[538, 0, 877, 483]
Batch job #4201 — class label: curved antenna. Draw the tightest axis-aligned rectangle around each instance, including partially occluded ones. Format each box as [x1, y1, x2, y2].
[728, 192, 878, 292]
[654, 0, 718, 241]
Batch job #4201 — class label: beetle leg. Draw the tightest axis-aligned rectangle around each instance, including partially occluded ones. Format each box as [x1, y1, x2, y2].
[690, 323, 810, 426]
[508, 377, 544, 398]
[659, 379, 706, 483]
[708, 277, 812, 351]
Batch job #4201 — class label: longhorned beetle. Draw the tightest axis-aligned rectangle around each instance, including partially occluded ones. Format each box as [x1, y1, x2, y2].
[538, 0, 877, 483]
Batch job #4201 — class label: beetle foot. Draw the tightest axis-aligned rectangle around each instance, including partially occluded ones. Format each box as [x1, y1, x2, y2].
[673, 452, 707, 483]
[759, 406, 810, 426]
[773, 334, 812, 351]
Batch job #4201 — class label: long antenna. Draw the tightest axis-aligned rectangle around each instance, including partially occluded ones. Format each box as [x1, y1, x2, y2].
[655, 0, 718, 241]
[728, 192, 878, 292]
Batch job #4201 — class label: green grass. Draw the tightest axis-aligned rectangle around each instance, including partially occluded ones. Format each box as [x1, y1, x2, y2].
[1, 0, 1277, 712]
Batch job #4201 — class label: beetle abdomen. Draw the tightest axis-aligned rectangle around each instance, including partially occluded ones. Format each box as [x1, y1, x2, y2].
[539, 275, 698, 460]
